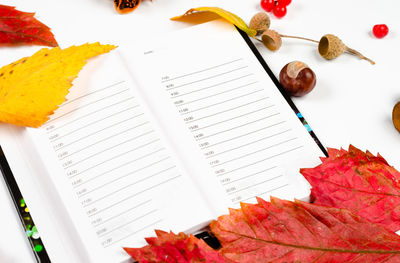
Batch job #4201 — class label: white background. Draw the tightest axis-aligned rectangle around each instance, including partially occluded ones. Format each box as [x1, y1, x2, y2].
[0, 0, 399, 262]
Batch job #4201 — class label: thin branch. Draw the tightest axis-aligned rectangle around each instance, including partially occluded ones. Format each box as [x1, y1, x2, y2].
[279, 34, 319, 43]
[345, 47, 375, 65]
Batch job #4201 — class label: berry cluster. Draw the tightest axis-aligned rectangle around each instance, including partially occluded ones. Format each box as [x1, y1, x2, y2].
[260, 0, 291, 18]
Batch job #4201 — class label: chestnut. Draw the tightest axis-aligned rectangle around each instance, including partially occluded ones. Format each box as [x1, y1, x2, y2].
[393, 102, 400, 133]
[279, 61, 316, 97]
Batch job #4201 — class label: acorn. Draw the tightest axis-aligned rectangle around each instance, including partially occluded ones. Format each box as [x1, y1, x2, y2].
[261, 29, 282, 52]
[279, 61, 316, 97]
[249, 12, 271, 36]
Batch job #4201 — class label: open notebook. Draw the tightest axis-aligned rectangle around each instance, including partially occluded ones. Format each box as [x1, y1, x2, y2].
[2, 20, 326, 262]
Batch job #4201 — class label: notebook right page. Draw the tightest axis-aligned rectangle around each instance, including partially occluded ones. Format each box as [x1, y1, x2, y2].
[120, 20, 325, 211]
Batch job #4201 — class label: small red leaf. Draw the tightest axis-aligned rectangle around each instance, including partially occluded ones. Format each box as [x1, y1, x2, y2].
[0, 5, 58, 47]
[124, 230, 232, 263]
[210, 197, 400, 262]
[301, 145, 400, 232]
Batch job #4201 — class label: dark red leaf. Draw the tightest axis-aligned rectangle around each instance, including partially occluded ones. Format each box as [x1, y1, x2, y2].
[301, 145, 400, 232]
[124, 230, 232, 263]
[210, 197, 400, 262]
[0, 5, 57, 47]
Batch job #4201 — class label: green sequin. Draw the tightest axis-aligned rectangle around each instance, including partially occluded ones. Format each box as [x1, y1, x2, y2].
[34, 244, 43, 252]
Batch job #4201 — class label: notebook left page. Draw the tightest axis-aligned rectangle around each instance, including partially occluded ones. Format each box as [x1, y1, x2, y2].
[21, 51, 214, 262]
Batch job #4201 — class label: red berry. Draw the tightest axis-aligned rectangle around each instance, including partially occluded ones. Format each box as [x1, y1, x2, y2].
[260, 0, 275, 12]
[373, 24, 389, 38]
[278, 0, 292, 6]
[273, 4, 287, 18]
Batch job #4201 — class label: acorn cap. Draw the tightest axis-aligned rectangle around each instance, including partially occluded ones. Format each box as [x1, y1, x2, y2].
[261, 29, 282, 52]
[318, 34, 346, 60]
[249, 12, 271, 36]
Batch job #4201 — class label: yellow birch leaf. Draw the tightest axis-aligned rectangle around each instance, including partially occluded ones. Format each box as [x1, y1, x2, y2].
[0, 43, 116, 128]
[171, 7, 257, 37]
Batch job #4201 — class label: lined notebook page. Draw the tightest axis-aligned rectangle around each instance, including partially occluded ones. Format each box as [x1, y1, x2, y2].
[24, 53, 213, 262]
[122, 20, 324, 211]
[163, 58, 295, 204]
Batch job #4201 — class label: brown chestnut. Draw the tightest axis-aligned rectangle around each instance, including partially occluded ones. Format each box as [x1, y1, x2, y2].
[279, 61, 316, 97]
[393, 102, 400, 133]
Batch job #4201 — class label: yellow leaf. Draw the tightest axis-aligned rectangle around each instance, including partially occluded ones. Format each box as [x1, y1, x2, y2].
[0, 43, 116, 128]
[171, 7, 257, 37]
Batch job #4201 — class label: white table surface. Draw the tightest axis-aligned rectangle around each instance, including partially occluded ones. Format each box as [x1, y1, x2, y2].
[1, 0, 399, 262]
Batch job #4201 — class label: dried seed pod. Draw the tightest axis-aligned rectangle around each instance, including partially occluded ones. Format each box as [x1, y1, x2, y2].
[393, 102, 400, 133]
[318, 34, 375, 64]
[318, 34, 346, 60]
[261, 29, 282, 52]
[249, 12, 271, 36]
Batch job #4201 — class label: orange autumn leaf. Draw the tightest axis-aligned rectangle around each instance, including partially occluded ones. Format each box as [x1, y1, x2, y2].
[0, 43, 116, 128]
[171, 7, 257, 37]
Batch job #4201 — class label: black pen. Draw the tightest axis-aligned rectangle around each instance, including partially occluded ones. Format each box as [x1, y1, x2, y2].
[0, 146, 51, 263]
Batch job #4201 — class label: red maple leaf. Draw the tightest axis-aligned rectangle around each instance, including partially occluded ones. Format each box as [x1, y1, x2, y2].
[0, 5, 58, 47]
[301, 145, 400, 232]
[124, 230, 232, 263]
[210, 197, 400, 262]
